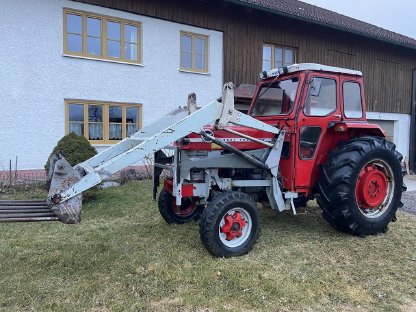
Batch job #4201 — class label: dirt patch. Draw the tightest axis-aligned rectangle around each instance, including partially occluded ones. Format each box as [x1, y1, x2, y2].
[405, 174, 416, 181]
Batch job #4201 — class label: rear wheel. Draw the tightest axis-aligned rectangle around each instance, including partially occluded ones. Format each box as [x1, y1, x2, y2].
[317, 137, 403, 236]
[199, 191, 260, 257]
[158, 189, 203, 224]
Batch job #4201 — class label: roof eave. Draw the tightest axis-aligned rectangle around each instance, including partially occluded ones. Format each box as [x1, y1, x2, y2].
[224, 0, 416, 51]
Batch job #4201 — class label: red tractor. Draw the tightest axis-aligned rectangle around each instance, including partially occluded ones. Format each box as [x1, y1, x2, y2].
[155, 63, 405, 257]
[7, 63, 403, 258]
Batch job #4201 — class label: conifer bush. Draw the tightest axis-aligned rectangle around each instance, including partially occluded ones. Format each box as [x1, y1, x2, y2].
[45, 132, 97, 172]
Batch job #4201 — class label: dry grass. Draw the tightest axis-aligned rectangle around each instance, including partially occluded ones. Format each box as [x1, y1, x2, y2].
[0, 181, 415, 311]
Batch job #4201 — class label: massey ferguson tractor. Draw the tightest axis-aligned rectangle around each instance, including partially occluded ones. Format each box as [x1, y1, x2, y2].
[0, 63, 405, 257]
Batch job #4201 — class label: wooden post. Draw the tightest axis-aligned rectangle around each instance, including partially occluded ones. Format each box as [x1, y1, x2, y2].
[9, 159, 12, 187]
[15, 156, 18, 183]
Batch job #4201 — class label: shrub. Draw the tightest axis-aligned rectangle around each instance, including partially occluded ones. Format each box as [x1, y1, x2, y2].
[45, 133, 97, 172]
[119, 168, 152, 185]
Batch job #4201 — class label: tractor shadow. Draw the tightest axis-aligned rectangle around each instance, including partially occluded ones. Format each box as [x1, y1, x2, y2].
[260, 200, 333, 234]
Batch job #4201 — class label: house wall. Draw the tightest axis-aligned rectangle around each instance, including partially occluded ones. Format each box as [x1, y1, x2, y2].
[367, 112, 411, 159]
[0, 0, 223, 170]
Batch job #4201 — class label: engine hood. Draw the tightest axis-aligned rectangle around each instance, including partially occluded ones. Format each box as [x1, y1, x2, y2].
[181, 125, 276, 151]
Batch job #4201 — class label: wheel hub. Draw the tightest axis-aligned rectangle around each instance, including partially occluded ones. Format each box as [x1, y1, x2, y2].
[172, 197, 196, 216]
[356, 163, 388, 209]
[220, 212, 247, 241]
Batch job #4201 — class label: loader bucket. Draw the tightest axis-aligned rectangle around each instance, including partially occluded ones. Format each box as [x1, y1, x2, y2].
[47, 152, 82, 224]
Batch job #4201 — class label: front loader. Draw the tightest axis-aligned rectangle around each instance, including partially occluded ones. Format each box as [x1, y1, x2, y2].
[1, 63, 405, 257]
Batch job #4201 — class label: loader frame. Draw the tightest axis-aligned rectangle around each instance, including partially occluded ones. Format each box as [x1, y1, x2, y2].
[154, 128, 292, 212]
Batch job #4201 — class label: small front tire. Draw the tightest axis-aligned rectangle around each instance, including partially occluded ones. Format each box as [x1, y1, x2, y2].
[199, 191, 260, 257]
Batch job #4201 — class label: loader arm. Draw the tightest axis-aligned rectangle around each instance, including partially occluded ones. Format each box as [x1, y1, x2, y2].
[48, 83, 280, 223]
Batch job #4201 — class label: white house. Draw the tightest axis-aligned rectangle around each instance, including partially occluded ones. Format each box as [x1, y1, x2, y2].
[0, 0, 223, 171]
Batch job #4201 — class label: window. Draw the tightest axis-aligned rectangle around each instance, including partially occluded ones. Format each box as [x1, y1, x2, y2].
[250, 78, 299, 117]
[180, 31, 209, 72]
[64, 9, 141, 63]
[262, 45, 296, 71]
[66, 100, 142, 143]
[299, 127, 322, 159]
[343, 82, 363, 118]
[304, 78, 337, 116]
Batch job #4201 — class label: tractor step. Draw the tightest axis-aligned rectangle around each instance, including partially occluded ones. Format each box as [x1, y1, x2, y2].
[0, 200, 59, 222]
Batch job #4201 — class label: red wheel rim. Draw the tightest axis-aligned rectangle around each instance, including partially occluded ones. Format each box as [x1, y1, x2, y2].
[355, 161, 390, 212]
[218, 208, 252, 248]
[172, 197, 196, 217]
[220, 211, 247, 241]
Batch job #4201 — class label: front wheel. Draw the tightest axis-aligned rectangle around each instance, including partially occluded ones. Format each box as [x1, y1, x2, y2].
[158, 189, 203, 224]
[199, 191, 260, 257]
[317, 137, 403, 236]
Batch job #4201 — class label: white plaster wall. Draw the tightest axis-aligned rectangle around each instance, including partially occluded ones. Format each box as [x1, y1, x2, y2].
[0, 0, 223, 169]
[366, 111, 411, 159]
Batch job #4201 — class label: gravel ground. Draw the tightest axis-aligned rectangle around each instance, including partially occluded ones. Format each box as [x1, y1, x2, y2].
[400, 191, 416, 215]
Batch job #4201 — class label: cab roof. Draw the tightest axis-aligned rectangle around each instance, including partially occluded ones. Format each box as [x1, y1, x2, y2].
[260, 63, 363, 80]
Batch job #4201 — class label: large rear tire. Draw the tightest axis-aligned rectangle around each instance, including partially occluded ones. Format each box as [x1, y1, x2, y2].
[199, 191, 260, 257]
[317, 137, 403, 236]
[158, 189, 203, 224]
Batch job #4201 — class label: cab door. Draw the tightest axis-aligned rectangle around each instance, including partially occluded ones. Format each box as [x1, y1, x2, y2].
[294, 73, 342, 195]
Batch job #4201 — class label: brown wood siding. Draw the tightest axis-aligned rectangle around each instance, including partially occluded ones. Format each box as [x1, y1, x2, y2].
[73, 0, 416, 114]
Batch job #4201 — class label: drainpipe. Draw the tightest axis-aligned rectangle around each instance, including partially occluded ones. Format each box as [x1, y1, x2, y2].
[410, 69, 416, 172]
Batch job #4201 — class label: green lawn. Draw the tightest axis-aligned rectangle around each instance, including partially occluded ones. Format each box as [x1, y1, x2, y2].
[0, 181, 415, 311]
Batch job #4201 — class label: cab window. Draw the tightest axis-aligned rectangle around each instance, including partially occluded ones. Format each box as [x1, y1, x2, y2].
[304, 78, 337, 116]
[250, 78, 299, 117]
[299, 126, 322, 159]
[343, 81, 363, 118]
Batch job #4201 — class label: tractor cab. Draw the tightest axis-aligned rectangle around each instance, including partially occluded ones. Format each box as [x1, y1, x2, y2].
[248, 64, 385, 197]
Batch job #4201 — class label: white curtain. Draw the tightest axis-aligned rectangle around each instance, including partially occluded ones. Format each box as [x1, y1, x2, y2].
[69, 122, 83, 136]
[109, 123, 122, 140]
[89, 123, 103, 140]
[127, 123, 138, 136]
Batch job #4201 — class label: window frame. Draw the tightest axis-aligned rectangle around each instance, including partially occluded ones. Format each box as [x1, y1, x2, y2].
[63, 8, 142, 64]
[65, 99, 142, 144]
[180, 31, 209, 73]
[342, 80, 364, 119]
[262, 44, 297, 71]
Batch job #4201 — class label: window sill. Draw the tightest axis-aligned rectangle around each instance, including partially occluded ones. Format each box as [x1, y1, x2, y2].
[91, 143, 120, 146]
[63, 54, 144, 67]
[179, 69, 211, 76]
